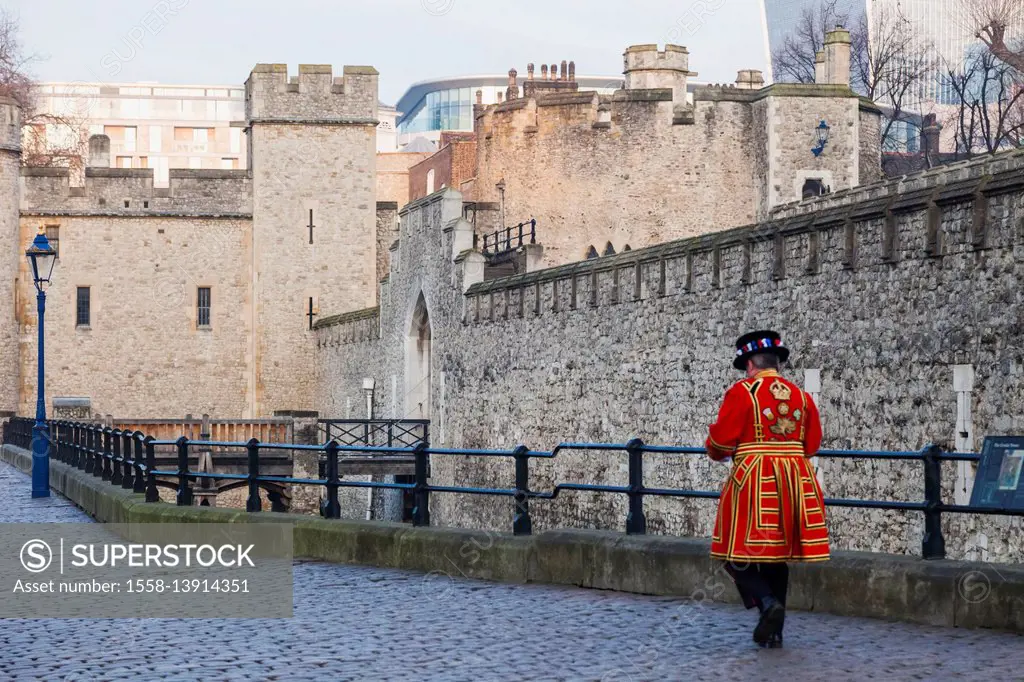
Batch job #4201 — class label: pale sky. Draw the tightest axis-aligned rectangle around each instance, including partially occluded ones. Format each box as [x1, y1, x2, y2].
[7, 0, 769, 104]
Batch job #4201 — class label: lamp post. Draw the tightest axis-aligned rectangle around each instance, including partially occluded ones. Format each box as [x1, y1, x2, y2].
[25, 227, 57, 498]
[811, 119, 831, 157]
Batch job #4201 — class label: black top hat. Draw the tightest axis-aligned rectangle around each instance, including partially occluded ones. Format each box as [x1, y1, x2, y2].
[733, 330, 790, 370]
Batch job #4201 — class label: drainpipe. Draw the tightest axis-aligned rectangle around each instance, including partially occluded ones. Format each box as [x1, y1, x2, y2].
[363, 378, 375, 521]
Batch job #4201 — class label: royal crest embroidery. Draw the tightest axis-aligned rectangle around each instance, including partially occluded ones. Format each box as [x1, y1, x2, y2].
[769, 417, 798, 437]
[793, 409, 802, 421]
[769, 380, 792, 401]
[762, 407, 775, 420]
[778, 403, 789, 416]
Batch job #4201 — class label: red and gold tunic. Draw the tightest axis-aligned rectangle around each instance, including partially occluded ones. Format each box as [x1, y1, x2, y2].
[706, 369, 830, 563]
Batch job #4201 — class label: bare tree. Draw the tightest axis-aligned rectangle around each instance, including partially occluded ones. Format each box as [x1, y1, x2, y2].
[772, 2, 937, 152]
[0, 8, 88, 170]
[771, 0, 850, 84]
[942, 47, 1024, 156]
[850, 5, 937, 151]
[967, 0, 1024, 73]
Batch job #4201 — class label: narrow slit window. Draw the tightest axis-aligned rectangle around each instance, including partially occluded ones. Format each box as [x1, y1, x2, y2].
[76, 287, 90, 327]
[308, 209, 315, 244]
[197, 287, 211, 327]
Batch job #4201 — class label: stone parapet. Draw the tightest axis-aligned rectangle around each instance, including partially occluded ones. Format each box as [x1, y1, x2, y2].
[20, 167, 253, 217]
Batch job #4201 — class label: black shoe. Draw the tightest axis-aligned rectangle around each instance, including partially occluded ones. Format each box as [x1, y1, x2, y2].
[753, 598, 785, 646]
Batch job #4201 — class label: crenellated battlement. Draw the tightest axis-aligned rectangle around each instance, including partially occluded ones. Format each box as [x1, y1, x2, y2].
[623, 44, 695, 103]
[20, 166, 252, 217]
[245, 63, 378, 124]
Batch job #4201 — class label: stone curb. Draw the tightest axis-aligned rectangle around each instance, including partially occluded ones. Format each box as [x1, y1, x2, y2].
[4, 444, 1022, 632]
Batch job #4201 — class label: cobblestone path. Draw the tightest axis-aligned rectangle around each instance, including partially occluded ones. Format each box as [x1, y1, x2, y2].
[0, 461, 1021, 681]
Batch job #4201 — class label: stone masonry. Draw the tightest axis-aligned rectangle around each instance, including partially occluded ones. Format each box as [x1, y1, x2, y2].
[472, 37, 880, 268]
[5, 63, 380, 419]
[314, 145, 1024, 564]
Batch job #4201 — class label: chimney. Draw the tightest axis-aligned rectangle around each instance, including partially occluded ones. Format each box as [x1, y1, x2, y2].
[823, 26, 851, 86]
[735, 69, 765, 90]
[560, 60, 567, 80]
[540, 64, 548, 80]
[921, 113, 942, 157]
[88, 134, 110, 168]
[814, 51, 826, 84]
[550, 63, 557, 80]
[527, 63, 535, 80]
[568, 60, 576, 81]
[506, 68, 519, 101]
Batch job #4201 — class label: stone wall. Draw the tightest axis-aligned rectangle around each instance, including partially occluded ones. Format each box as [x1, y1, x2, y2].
[314, 147, 1024, 562]
[16, 215, 252, 418]
[247, 63, 379, 416]
[473, 79, 878, 269]
[19, 167, 252, 217]
[0, 98, 20, 414]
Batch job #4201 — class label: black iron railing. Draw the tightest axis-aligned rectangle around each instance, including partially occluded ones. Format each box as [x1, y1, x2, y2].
[319, 419, 428, 448]
[4, 416, 1023, 560]
[481, 218, 536, 258]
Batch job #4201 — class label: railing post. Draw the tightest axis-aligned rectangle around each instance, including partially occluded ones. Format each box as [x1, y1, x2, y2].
[625, 438, 647, 535]
[922, 443, 946, 560]
[412, 442, 430, 527]
[530, 218, 536, 244]
[512, 445, 532, 536]
[121, 430, 134, 489]
[175, 436, 192, 506]
[132, 433, 146, 494]
[95, 427, 107, 479]
[246, 438, 261, 512]
[110, 428, 123, 485]
[76, 424, 86, 472]
[322, 440, 340, 519]
[144, 436, 159, 503]
[68, 424, 76, 468]
[78, 421, 88, 471]
[517, 221, 524, 248]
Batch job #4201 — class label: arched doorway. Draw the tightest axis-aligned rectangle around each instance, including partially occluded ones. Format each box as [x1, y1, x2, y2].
[405, 293, 432, 420]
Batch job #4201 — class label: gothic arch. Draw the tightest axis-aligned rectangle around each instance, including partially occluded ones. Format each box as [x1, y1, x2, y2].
[404, 292, 432, 419]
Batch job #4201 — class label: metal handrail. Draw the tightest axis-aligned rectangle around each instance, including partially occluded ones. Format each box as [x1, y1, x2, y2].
[4, 416, 1021, 560]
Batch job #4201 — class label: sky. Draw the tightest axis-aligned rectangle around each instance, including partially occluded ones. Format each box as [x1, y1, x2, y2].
[6, 0, 769, 105]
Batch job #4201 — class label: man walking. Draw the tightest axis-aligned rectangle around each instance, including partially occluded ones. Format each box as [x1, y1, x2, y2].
[705, 330, 830, 647]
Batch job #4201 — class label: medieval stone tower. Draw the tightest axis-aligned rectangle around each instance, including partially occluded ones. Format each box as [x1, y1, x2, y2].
[0, 97, 20, 416]
[622, 44, 695, 106]
[245, 64, 379, 415]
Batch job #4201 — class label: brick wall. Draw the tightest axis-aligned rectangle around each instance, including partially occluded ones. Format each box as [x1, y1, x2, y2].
[407, 137, 478, 203]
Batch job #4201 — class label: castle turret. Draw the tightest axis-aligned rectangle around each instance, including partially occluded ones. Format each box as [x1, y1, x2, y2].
[623, 44, 696, 104]
[0, 96, 21, 414]
[245, 64, 379, 415]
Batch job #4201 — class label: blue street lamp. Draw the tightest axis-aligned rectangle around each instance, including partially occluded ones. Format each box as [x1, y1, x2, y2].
[811, 119, 831, 157]
[25, 228, 57, 498]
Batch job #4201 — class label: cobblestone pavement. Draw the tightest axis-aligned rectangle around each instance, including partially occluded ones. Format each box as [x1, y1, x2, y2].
[1, 462, 1022, 681]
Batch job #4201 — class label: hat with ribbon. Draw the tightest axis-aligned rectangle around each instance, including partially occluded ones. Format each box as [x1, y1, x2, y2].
[733, 330, 789, 370]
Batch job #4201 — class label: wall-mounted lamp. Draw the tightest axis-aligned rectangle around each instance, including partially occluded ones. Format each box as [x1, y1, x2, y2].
[812, 119, 831, 157]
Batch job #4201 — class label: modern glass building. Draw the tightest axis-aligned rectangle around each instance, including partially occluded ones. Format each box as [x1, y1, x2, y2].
[394, 75, 625, 150]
